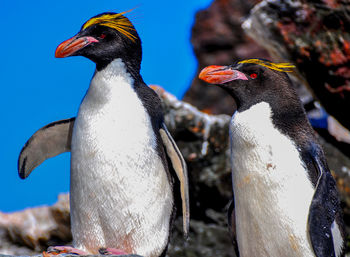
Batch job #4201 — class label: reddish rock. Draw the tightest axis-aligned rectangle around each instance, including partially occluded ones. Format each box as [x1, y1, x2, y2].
[183, 0, 270, 115]
[243, 0, 350, 131]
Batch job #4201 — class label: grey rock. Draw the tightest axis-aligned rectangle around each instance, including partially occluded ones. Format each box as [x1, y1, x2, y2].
[0, 255, 141, 257]
[152, 86, 233, 219]
[2, 89, 350, 256]
[0, 194, 71, 255]
[242, 0, 350, 132]
[167, 212, 236, 257]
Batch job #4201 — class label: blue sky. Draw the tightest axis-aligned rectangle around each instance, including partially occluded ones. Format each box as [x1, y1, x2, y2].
[0, 0, 212, 212]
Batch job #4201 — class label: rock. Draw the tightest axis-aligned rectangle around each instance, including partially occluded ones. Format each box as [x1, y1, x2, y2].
[156, 87, 350, 241]
[2, 89, 350, 256]
[0, 194, 70, 255]
[167, 211, 236, 257]
[183, 0, 270, 115]
[241, 1, 350, 245]
[242, 0, 350, 131]
[0, 255, 141, 257]
[152, 86, 233, 220]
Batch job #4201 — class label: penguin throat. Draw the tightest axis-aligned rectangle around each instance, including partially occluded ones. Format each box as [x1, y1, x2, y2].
[96, 57, 142, 82]
[94, 59, 135, 85]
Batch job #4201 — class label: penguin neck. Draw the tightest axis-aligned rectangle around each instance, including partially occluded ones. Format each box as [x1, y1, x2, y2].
[85, 58, 139, 108]
[232, 84, 309, 134]
[95, 58, 143, 83]
[92, 58, 141, 89]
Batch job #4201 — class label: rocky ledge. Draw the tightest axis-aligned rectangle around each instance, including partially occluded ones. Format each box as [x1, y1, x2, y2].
[1, 89, 350, 256]
[0, 255, 141, 257]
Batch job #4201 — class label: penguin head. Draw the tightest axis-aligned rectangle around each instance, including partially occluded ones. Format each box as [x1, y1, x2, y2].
[55, 11, 142, 71]
[199, 59, 296, 111]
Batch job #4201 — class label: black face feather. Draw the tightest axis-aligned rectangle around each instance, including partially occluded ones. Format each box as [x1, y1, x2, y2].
[56, 12, 142, 73]
[74, 24, 142, 72]
[217, 63, 294, 112]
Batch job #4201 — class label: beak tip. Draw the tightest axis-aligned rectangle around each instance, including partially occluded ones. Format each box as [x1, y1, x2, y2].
[198, 65, 216, 82]
[199, 65, 228, 84]
[54, 41, 70, 58]
[198, 71, 206, 81]
[55, 49, 66, 58]
[54, 51, 62, 58]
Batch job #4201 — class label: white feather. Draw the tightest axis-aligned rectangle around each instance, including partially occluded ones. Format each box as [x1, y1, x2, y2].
[331, 221, 343, 257]
[230, 102, 315, 257]
[70, 59, 173, 257]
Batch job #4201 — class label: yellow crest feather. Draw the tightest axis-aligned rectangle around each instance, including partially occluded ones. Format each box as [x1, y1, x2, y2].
[82, 10, 136, 41]
[238, 59, 295, 72]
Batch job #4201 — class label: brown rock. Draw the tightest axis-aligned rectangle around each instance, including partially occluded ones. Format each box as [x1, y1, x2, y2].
[243, 0, 350, 131]
[183, 0, 270, 115]
[0, 194, 71, 255]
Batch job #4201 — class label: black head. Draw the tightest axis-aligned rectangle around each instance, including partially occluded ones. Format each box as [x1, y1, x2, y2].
[55, 12, 142, 71]
[199, 59, 298, 112]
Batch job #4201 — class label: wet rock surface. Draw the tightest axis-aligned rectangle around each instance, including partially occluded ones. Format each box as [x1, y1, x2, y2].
[1, 89, 349, 256]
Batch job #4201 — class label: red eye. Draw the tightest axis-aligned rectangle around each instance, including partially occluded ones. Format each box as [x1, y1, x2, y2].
[250, 73, 257, 79]
[100, 34, 106, 39]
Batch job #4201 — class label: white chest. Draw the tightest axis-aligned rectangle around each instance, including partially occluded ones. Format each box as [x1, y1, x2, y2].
[69, 59, 173, 256]
[230, 102, 315, 257]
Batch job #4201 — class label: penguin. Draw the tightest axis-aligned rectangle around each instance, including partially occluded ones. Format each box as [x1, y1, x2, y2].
[199, 59, 345, 257]
[18, 11, 189, 257]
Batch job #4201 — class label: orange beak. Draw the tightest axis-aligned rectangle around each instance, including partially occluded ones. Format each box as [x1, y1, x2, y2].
[55, 36, 98, 58]
[199, 65, 248, 84]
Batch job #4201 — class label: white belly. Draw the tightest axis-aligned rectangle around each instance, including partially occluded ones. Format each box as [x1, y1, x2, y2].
[230, 102, 315, 257]
[69, 59, 173, 257]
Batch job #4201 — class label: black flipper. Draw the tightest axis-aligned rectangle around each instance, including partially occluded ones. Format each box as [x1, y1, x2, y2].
[18, 118, 75, 179]
[308, 151, 343, 257]
[228, 199, 240, 257]
[159, 123, 190, 238]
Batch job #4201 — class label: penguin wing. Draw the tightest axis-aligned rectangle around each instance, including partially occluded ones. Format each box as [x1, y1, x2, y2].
[228, 199, 240, 256]
[308, 154, 343, 257]
[18, 118, 75, 179]
[159, 123, 190, 237]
